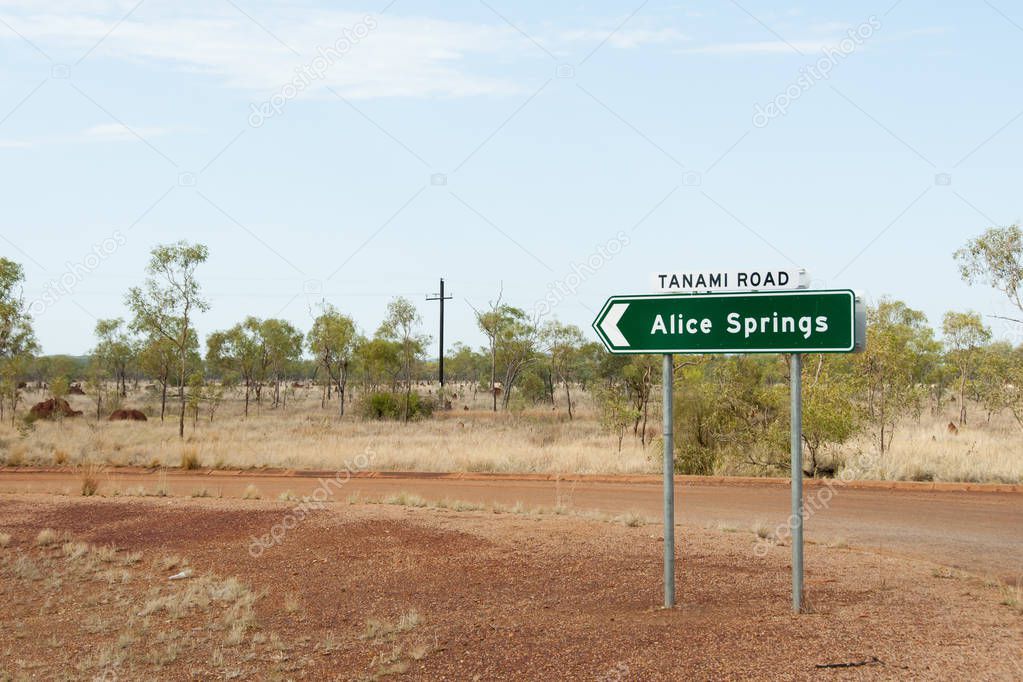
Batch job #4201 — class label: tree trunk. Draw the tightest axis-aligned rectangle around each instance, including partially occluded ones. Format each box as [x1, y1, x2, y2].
[160, 381, 167, 422]
[177, 363, 185, 439]
[959, 373, 967, 425]
[490, 349, 497, 412]
[564, 379, 573, 420]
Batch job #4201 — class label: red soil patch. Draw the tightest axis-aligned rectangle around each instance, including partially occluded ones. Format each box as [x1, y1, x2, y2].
[0, 495, 1019, 680]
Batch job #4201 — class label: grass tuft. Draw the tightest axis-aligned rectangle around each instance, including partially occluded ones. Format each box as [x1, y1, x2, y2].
[35, 528, 59, 546]
[180, 447, 201, 470]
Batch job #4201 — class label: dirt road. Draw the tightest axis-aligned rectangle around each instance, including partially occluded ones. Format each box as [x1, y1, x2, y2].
[1, 467, 1020, 581]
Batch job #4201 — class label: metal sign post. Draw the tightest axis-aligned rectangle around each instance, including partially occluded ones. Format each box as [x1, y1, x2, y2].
[592, 286, 863, 613]
[790, 353, 804, 613]
[662, 354, 675, 608]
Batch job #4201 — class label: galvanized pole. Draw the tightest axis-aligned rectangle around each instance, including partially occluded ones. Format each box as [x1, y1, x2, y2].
[663, 354, 675, 608]
[790, 353, 804, 613]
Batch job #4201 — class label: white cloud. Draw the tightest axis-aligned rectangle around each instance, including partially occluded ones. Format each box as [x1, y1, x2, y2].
[0, 123, 176, 148]
[677, 39, 834, 55]
[560, 26, 688, 49]
[83, 123, 175, 141]
[0, 3, 534, 99]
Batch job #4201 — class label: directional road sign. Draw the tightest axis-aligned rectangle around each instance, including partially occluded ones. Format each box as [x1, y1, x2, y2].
[593, 289, 857, 354]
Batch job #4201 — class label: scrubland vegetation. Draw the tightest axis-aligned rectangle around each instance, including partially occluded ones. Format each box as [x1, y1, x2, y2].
[1, 227, 1023, 483]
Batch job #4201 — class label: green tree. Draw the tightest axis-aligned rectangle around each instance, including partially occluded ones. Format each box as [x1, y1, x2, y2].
[259, 318, 303, 409]
[186, 371, 204, 429]
[623, 355, 661, 446]
[377, 297, 428, 423]
[973, 341, 1016, 422]
[307, 304, 358, 416]
[206, 319, 262, 417]
[0, 258, 37, 423]
[84, 359, 108, 420]
[955, 224, 1023, 320]
[126, 241, 209, 438]
[92, 318, 135, 397]
[138, 332, 180, 421]
[857, 299, 936, 454]
[541, 321, 585, 419]
[942, 311, 992, 425]
[800, 355, 864, 477]
[445, 342, 486, 402]
[593, 384, 640, 453]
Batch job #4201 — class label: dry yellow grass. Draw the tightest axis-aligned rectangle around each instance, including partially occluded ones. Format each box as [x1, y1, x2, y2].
[1, 384, 1020, 483]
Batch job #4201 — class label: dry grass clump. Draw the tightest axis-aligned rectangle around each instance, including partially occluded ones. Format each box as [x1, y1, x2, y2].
[242, 484, 261, 500]
[752, 520, 776, 541]
[613, 511, 646, 528]
[361, 609, 421, 642]
[3, 529, 276, 677]
[382, 492, 426, 507]
[80, 461, 103, 497]
[436, 498, 484, 512]
[35, 528, 59, 547]
[1001, 582, 1023, 614]
[180, 447, 201, 470]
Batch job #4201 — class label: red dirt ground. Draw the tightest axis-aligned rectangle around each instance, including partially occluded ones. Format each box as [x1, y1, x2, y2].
[0, 494, 1020, 680]
[2, 468, 1020, 581]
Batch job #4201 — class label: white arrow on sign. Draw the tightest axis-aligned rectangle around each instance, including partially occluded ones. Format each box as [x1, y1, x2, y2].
[600, 302, 630, 347]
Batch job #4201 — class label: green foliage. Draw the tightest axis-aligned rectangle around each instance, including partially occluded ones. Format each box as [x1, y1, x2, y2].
[801, 356, 864, 476]
[857, 299, 935, 453]
[376, 297, 428, 422]
[307, 304, 357, 414]
[675, 444, 717, 476]
[955, 224, 1023, 314]
[50, 376, 70, 400]
[593, 384, 640, 453]
[473, 296, 538, 410]
[943, 310, 992, 424]
[92, 318, 136, 397]
[0, 258, 38, 363]
[126, 241, 209, 437]
[357, 391, 434, 421]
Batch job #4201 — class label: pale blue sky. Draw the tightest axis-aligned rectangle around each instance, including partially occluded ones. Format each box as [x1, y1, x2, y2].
[2, 0, 1021, 355]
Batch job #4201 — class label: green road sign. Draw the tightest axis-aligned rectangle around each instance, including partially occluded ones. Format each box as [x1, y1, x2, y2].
[592, 289, 858, 354]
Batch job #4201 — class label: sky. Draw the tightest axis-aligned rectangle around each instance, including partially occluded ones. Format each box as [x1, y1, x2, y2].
[1, 0, 1021, 356]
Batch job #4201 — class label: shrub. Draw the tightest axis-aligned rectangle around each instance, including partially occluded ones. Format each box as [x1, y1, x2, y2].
[180, 448, 201, 470]
[81, 461, 103, 496]
[675, 444, 716, 476]
[358, 391, 434, 421]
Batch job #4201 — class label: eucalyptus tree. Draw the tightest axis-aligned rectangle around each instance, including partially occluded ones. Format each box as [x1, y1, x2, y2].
[92, 318, 136, 398]
[0, 258, 38, 424]
[307, 304, 358, 415]
[377, 297, 428, 422]
[942, 311, 992, 425]
[126, 242, 209, 438]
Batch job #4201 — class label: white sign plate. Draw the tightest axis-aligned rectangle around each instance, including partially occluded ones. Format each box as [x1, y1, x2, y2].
[653, 268, 809, 292]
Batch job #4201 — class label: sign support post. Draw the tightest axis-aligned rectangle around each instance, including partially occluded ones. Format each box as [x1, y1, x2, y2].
[790, 353, 804, 613]
[593, 287, 863, 613]
[662, 353, 675, 608]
